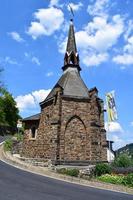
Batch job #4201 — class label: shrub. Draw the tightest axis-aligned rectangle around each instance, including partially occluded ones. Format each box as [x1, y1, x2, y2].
[4, 138, 13, 151]
[14, 133, 23, 142]
[122, 173, 133, 187]
[95, 163, 112, 176]
[57, 168, 79, 177]
[112, 154, 132, 168]
[98, 173, 133, 188]
[98, 174, 124, 185]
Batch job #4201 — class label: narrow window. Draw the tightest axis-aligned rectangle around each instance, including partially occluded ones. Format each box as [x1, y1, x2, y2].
[31, 126, 36, 138]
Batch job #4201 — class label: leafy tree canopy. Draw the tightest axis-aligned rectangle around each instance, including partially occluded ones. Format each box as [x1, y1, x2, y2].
[0, 68, 20, 127]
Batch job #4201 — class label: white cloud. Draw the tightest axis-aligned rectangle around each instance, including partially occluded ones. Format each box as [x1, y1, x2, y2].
[67, 2, 83, 11]
[124, 20, 133, 40]
[49, 0, 59, 7]
[59, 14, 124, 67]
[87, 0, 110, 17]
[124, 36, 133, 53]
[15, 94, 35, 112]
[8, 32, 24, 43]
[107, 131, 133, 150]
[46, 71, 54, 77]
[15, 89, 51, 112]
[27, 7, 64, 39]
[105, 122, 133, 150]
[24, 53, 41, 66]
[32, 89, 51, 102]
[82, 52, 108, 67]
[113, 35, 133, 65]
[105, 122, 123, 133]
[77, 15, 124, 52]
[31, 56, 41, 66]
[113, 54, 133, 65]
[5, 56, 18, 65]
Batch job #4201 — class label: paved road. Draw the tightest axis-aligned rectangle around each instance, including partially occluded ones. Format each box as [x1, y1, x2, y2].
[0, 161, 132, 200]
[0, 135, 10, 144]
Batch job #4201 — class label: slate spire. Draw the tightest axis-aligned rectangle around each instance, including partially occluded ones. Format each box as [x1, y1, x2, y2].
[63, 19, 81, 71]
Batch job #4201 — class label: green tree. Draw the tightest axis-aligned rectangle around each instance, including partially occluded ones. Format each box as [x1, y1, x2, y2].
[0, 69, 6, 125]
[2, 91, 20, 127]
[0, 68, 20, 128]
[112, 154, 132, 167]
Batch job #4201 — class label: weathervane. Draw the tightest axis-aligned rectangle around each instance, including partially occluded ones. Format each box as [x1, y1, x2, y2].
[68, 3, 74, 20]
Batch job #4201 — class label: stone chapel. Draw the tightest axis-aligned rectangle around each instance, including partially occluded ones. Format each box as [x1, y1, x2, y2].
[22, 19, 107, 165]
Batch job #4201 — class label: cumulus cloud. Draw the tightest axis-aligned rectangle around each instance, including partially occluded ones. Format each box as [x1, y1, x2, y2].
[15, 89, 51, 112]
[8, 32, 24, 43]
[82, 52, 108, 66]
[27, 7, 64, 39]
[87, 0, 110, 17]
[113, 35, 133, 65]
[32, 89, 51, 102]
[105, 121, 133, 150]
[15, 94, 35, 112]
[113, 54, 133, 65]
[105, 122, 124, 133]
[67, 2, 83, 11]
[49, 0, 59, 7]
[108, 130, 133, 150]
[59, 14, 124, 67]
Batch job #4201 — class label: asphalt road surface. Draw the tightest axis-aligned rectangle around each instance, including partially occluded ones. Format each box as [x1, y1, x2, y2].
[0, 135, 10, 144]
[0, 161, 132, 200]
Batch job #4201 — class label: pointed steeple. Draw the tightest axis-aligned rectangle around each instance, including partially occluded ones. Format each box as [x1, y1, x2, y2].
[63, 19, 81, 72]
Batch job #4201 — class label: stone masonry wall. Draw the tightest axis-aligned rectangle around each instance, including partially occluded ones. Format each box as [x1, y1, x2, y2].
[22, 87, 107, 162]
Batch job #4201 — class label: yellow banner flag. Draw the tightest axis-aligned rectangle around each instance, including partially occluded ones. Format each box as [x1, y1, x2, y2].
[106, 91, 118, 122]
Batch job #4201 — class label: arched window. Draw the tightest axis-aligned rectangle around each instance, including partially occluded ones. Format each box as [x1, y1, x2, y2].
[31, 126, 36, 138]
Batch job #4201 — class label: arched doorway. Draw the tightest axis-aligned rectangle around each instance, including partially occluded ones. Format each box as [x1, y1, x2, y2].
[64, 116, 86, 161]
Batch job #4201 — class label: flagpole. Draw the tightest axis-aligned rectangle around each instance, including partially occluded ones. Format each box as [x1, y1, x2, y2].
[106, 91, 118, 163]
[107, 122, 111, 162]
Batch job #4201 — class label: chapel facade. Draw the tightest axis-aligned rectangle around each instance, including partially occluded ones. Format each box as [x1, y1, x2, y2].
[22, 20, 107, 164]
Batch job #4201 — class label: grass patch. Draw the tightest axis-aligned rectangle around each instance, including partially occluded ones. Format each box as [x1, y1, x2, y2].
[98, 173, 133, 187]
[57, 168, 79, 177]
[4, 138, 13, 151]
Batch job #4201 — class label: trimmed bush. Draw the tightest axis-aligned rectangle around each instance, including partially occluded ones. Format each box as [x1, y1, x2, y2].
[95, 163, 112, 176]
[57, 168, 79, 177]
[4, 138, 13, 151]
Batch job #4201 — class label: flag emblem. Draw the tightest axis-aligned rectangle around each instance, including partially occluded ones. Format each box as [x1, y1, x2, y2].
[106, 91, 117, 122]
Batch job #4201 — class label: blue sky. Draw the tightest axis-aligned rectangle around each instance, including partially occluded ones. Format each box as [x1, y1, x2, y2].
[0, 0, 133, 149]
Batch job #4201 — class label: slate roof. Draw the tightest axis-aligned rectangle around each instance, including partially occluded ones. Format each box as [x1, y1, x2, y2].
[22, 113, 40, 121]
[66, 19, 77, 54]
[40, 20, 89, 105]
[41, 69, 89, 104]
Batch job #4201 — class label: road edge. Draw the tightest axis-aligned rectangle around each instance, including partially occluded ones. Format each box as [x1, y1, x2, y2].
[0, 143, 133, 195]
